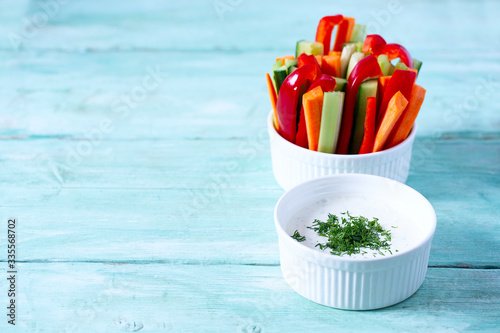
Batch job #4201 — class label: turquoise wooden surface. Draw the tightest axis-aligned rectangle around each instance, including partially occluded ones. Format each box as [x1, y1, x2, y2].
[0, 0, 499, 332]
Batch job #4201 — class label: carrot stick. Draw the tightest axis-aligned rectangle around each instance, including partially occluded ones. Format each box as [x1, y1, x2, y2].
[276, 55, 295, 65]
[343, 17, 356, 42]
[372, 91, 408, 152]
[303, 86, 324, 151]
[314, 55, 323, 67]
[359, 97, 377, 154]
[266, 73, 279, 130]
[322, 53, 341, 77]
[385, 85, 426, 148]
[377, 76, 391, 114]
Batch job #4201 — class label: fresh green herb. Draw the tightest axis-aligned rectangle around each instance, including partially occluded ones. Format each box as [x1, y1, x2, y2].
[307, 212, 393, 256]
[291, 230, 306, 242]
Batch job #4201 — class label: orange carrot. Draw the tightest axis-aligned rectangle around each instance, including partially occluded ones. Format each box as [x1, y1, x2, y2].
[322, 53, 342, 77]
[302, 86, 324, 151]
[275, 55, 295, 65]
[372, 91, 408, 152]
[265, 73, 279, 130]
[377, 76, 391, 116]
[343, 17, 356, 42]
[314, 55, 323, 67]
[385, 85, 426, 148]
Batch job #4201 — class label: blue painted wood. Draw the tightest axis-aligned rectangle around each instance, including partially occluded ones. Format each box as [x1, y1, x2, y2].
[12, 264, 500, 332]
[0, 0, 499, 331]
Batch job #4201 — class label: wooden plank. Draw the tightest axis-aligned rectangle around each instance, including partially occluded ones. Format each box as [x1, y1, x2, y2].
[0, 136, 497, 192]
[1, 0, 499, 53]
[0, 50, 499, 140]
[0, 0, 498, 331]
[0, 138, 498, 266]
[1, 263, 498, 332]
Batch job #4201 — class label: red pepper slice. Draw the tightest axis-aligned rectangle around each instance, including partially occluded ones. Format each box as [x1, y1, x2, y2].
[362, 34, 386, 54]
[308, 74, 337, 93]
[359, 97, 377, 154]
[380, 44, 413, 68]
[336, 55, 382, 154]
[295, 75, 337, 148]
[376, 69, 416, 129]
[315, 15, 344, 55]
[295, 106, 309, 148]
[333, 17, 355, 52]
[297, 54, 322, 74]
[363, 34, 413, 68]
[277, 63, 320, 143]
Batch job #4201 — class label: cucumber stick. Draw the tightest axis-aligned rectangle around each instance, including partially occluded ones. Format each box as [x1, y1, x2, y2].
[285, 59, 298, 75]
[296, 40, 324, 58]
[395, 62, 409, 71]
[285, 59, 297, 67]
[333, 77, 347, 92]
[350, 24, 367, 43]
[377, 55, 391, 76]
[346, 52, 365, 79]
[348, 80, 378, 154]
[412, 58, 423, 76]
[288, 66, 297, 75]
[272, 59, 298, 93]
[270, 60, 282, 94]
[318, 91, 345, 153]
[354, 41, 364, 53]
[340, 43, 356, 78]
[388, 61, 409, 76]
[342, 41, 363, 52]
[273, 65, 288, 94]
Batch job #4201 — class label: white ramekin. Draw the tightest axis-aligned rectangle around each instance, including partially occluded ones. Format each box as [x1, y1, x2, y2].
[267, 112, 417, 190]
[274, 174, 436, 310]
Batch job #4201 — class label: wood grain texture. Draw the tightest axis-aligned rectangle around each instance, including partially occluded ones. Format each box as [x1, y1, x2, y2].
[0, 139, 498, 268]
[13, 263, 500, 333]
[0, 0, 499, 331]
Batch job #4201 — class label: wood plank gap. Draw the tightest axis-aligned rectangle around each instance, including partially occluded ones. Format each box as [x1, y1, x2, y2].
[4, 260, 498, 269]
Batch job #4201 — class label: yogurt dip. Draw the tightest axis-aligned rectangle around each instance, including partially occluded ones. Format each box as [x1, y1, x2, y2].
[275, 174, 437, 309]
[287, 193, 427, 259]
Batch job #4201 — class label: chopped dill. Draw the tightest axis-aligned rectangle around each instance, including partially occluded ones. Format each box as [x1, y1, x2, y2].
[307, 211, 393, 256]
[291, 230, 306, 242]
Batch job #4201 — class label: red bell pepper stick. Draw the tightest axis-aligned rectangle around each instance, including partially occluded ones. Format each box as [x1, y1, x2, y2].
[376, 69, 416, 129]
[295, 106, 309, 148]
[296, 74, 337, 148]
[308, 74, 337, 92]
[362, 34, 386, 53]
[380, 44, 413, 68]
[359, 97, 377, 154]
[277, 63, 320, 143]
[297, 54, 322, 74]
[363, 34, 413, 68]
[333, 17, 355, 51]
[315, 15, 344, 55]
[336, 55, 382, 154]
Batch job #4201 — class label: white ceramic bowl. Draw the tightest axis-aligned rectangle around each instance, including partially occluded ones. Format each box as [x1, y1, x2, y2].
[267, 112, 417, 190]
[274, 174, 436, 310]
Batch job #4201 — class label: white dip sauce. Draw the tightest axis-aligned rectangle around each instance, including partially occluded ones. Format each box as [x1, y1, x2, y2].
[287, 193, 426, 258]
